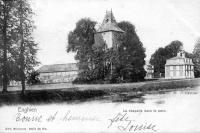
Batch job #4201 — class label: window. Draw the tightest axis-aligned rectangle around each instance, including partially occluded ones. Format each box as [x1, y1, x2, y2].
[170, 66, 173, 70]
[165, 66, 170, 77]
[166, 71, 170, 77]
[173, 66, 176, 77]
[179, 66, 183, 76]
[180, 66, 183, 70]
[176, 65, 179, 70]
[166, 66, 170, 71]
[186, 65, 188, 71]
[173, 66, 176, 70]
[173, 70, 176, 77]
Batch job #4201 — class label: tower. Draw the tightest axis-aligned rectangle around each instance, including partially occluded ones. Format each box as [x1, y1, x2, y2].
[94, 10, 124, 76]
[94, 10, 124, 49]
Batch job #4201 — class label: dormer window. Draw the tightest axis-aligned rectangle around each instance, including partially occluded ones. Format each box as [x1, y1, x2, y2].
[106, 19, 109, 23]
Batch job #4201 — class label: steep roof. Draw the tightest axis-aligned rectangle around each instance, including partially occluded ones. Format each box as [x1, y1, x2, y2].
[165, 57, 194, 66]
[37, 63, 78, 73]
[165, 48, 194, 66]
[97, 10, 124, 33]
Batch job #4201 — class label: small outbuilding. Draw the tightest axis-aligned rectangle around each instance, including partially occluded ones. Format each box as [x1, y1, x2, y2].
[165, 47, 194, 79]
[144, 61, 154, 79]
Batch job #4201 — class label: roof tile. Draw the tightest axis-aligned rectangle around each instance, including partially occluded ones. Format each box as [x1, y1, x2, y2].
[37, 63, 78, 73]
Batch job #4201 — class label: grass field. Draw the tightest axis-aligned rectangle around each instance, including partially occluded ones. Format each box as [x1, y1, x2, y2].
[0, 78, 200, 106]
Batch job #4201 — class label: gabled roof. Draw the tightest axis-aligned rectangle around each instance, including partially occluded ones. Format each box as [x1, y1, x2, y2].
[37, 63, 78, 73]
[165, 48, 194, 66]
[97, 10, 124, 33]
[165, 57, 194, 66]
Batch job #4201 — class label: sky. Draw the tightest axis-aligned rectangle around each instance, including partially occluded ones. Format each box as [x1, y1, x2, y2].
[30, 0, 200, 67]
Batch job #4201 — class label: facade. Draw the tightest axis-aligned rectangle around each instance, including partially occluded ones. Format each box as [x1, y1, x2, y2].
[37, 63, 78, 83]
[144, 61, 154, 79]
[94, 10, 124, 49]
[165, 48, 194, 79]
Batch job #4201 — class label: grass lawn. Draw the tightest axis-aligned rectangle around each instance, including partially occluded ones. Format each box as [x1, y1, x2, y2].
[0, 78, 200, 106]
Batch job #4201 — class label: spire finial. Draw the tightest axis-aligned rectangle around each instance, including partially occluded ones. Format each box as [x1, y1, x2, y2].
[111, 8, 113, 21]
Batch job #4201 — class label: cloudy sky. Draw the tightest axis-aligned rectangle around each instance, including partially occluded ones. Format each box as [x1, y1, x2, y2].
[31, 0, 200, 67]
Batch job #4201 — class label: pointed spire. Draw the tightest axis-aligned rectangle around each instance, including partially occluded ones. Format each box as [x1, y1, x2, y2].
[97, 10, 124, 33]
[102, 10, 116, 24]
[111, 9, 113, 21]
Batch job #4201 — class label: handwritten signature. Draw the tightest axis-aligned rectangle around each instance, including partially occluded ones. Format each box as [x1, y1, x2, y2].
[15, 110, 99, 123]
[108, 112, 157, 132]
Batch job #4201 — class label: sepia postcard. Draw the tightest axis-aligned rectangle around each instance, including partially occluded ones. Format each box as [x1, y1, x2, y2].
[0, 0, 200, 132]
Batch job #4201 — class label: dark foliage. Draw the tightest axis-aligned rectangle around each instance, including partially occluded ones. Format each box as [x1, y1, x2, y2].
[117, 21, 146, 82]
[67, 18, 97, 83]
[0, 89, 107, 105]
[0, 0, 39, 93]
[27, 71, 41, 85]
[192, 38, 200, 77]
[67, 19, 146, 83]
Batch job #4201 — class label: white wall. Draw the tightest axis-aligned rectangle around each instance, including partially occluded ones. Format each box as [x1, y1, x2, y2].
[102, 32, 113, 48]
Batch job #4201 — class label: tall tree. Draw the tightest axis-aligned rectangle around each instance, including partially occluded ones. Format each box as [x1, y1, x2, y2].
[19, 0, 26, 94]
[150, 47, 167, 76]
[0, 0, 38, 92]
[117, 21, 146, 82]
[13, 0, 39, 94]
[164, 40, 183, 58]
[67, 20, 147, 83]
[67, 18, 96, 82]
[193, 38, 200, 77]
[0, 0, 14, 93]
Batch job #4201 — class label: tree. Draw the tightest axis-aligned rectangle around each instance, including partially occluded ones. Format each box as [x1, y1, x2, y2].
[91, 43, 108, 81]
[27, 70, 40, 85]
[67, 18, 96, 82]
[0, 0, 39, 93]
[0, 0, 15, 93]
[164, 40, 183, 58]
[150, 40, 183, 77]
[67, 19, 147, 83]
[150, 47, 168, 77]
[193, 38, 200, 77]
[92, 37, 121, 83]
[12, 0, 39, 94]
[117, 21, 146, 82]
